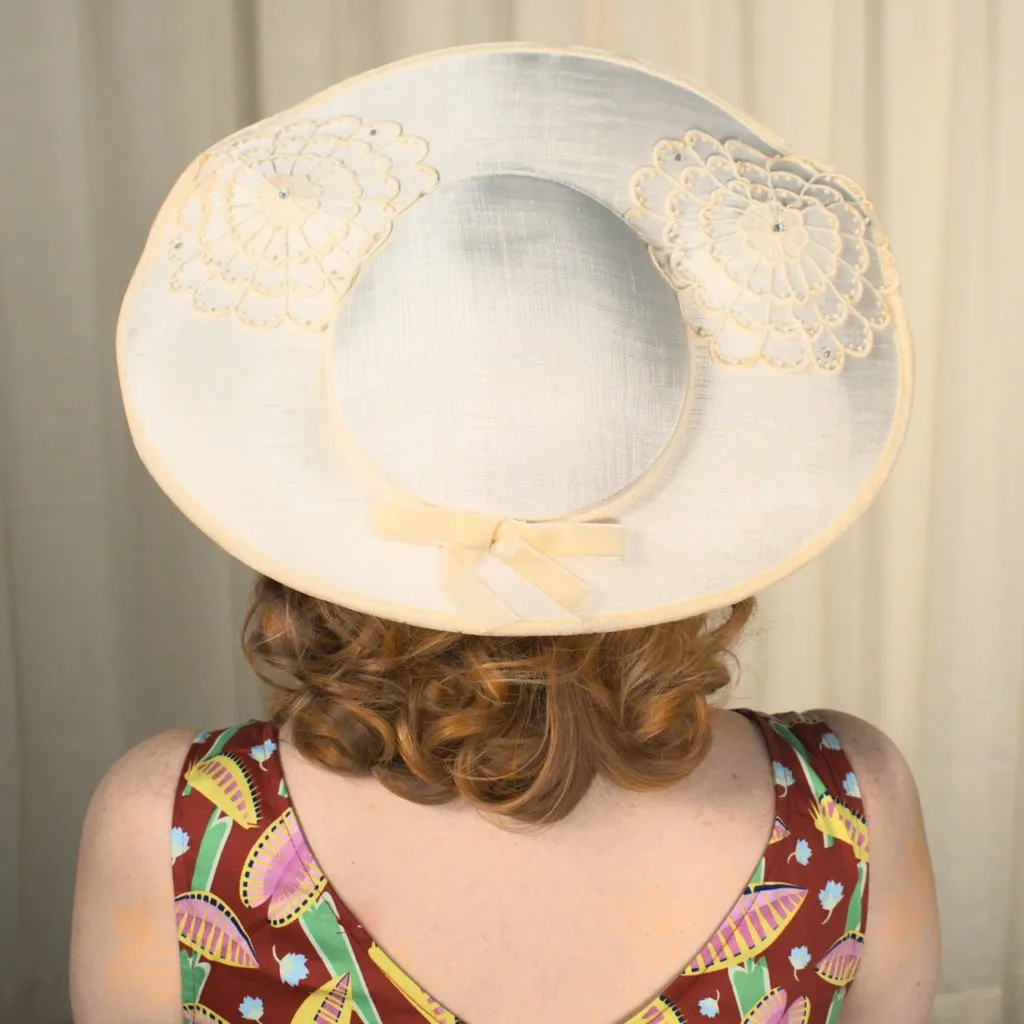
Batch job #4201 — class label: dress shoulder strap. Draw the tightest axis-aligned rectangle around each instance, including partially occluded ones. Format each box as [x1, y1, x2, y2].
[750, 709, 871, 940]
[768, 710, 870, 861]
[170, 720, 286, 900]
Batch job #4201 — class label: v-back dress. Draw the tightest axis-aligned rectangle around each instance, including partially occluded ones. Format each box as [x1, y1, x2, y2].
[171, 710, 869, 1023]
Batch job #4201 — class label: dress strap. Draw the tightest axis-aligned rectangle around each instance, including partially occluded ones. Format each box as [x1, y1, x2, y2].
[741, 709, 871, 942]
[170, 720, 285, 897]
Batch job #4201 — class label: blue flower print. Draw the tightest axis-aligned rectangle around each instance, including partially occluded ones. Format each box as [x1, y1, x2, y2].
[772, 761, 795, 796]
[789, 945, 811, 979]
[170, 826, 190, 865]
[819, 880, 845, 923]
[239, 995, 264, 1021]
[698, 990, 721, 1017]
[842, 771, 861, 798]
[820, 731, 841, 750]
[250, 738, 278, 772]
[273, 947, 309, 986]
[193, 730, 211, 744]
[787, 838, 812, 866]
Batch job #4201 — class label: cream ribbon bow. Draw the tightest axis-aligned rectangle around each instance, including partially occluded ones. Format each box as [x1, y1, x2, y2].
[371, 503, 626, 632]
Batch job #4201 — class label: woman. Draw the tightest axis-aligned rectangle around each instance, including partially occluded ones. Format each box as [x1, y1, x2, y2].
[70, 44, 940, 1024]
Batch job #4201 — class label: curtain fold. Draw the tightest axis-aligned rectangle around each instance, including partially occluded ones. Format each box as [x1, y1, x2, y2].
[0, 2, 1020, 1020]
[0, 478, 24, 1013]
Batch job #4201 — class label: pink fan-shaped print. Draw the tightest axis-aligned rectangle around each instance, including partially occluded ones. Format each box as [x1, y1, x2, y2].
[742, 988, 811, 1024]
[815, 931, 865, 986]
[240, 808, 328, 925]
[175, 891, 258, 968]
[681, 883, 808, 974]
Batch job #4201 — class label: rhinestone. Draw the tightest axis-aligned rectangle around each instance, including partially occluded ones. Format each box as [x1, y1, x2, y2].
[277, 189, 288, 199]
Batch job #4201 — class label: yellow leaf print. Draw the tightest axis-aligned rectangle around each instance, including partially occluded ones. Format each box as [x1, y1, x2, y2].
[185, 754, 261, 828]
[368, 943, 459, 1024]
[681, 883, 808, 974]
[182, 1004, 231, 1024]
[289, 972, 354, 1024]
[622, 995, 686, 1023]
[240, 808, 328, 925]
[811, 795, 870, 862]
[815, 931, 865, 987]
[174, 891, 258, 968]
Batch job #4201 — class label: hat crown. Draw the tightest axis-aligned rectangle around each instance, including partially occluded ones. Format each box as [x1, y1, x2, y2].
[331, 172, 688, 520]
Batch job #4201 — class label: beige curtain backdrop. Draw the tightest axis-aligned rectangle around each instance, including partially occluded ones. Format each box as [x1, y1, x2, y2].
[0, 1, 1021, 1021]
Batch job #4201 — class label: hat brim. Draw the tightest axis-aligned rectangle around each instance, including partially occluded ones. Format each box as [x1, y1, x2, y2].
[117, 43, 913, 635]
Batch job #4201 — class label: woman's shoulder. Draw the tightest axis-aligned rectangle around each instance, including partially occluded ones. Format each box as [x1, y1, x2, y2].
[72, 720, 275, 885]
[807, 708, 910, 782]
[75, 721, 268, 823]
[74, 726, 200, 859]
[70, 724, 257, 1024]
[90, 725, 200, 796]
[801, 708, 941, 1023]
[743, 705, 919, 797]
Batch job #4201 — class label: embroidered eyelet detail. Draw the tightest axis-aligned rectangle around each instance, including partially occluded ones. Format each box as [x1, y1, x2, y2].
[169, 117, 439, 331]
[626, 130, 900, 372]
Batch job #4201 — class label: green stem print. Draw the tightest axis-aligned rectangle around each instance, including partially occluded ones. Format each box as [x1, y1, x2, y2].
[729, 956, 771, 1017]
[770, 721, 829, 803]
[845, 861, 866, 932]
[182, 722, 255, 796]
[190, 808, 233, 891]
[179, 949, 211, 1004]
[177, 808, 234, 1011]
[770, 721, 834, 848]
[176, 773, 238, 1014]
[825, 986, 846, 1024]
[300, 894, 384, 1024]
[722, 858, 770, 1014]
[748, 857, 766, 887]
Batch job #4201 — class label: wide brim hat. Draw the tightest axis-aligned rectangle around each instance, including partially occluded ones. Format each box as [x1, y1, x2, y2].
[118, 43, 913, 636]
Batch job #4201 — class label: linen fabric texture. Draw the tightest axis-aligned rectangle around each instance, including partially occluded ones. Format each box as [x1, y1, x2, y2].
[117, 45, 912, 635]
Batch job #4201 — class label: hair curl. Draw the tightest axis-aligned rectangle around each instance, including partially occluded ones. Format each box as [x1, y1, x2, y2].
[242, 575, 755, 830]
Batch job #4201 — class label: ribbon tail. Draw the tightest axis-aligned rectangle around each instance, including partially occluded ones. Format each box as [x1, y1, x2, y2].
[491, 530, 589, 613]
[439, 548, 522, 634]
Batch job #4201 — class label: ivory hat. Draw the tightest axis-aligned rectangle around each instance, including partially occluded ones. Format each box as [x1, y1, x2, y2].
[117, 43, 913, 636]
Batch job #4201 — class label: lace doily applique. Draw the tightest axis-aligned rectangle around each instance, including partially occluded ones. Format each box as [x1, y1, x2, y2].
[626, 130, 899, 372]
[169, 116, 439, 331]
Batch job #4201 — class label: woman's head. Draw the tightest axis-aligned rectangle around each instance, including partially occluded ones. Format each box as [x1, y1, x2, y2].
[243, 575, 755, 831]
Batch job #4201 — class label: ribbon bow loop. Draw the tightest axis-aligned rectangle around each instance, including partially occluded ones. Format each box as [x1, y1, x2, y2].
[371, 503, 626, 632]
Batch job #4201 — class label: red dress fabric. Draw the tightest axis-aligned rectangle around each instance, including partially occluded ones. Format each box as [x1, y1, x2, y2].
[171, 709, 869, 1023]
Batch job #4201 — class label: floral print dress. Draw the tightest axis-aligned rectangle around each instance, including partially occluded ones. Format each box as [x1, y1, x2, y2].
[171, 710, 869, 1023]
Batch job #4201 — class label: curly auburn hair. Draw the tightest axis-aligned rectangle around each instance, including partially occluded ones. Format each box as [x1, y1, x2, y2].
[242, 575, 756, 831]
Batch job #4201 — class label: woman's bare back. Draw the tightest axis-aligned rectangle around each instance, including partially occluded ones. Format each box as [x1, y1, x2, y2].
[277, 709, 777, 1024]
[69, 707, 939, 1024]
